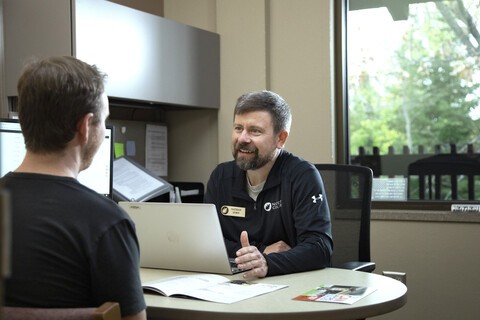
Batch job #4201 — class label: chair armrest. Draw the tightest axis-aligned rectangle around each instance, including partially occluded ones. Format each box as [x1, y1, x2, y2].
[337, 261, 376, 273]
[93, 302, 121, 320]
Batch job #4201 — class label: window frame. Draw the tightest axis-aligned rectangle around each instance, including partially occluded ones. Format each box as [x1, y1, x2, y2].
[334, 0, 479, 211]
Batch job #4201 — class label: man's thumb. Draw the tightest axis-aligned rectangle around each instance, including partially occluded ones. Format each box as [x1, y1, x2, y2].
[240, 230, 250, 248]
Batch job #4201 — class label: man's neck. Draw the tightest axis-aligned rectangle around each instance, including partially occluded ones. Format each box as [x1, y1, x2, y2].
[15, 150, 80, 179]
[246, 149, 281, 186]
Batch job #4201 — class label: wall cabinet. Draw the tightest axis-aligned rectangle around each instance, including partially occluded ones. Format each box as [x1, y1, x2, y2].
[3, 0, 220, 109]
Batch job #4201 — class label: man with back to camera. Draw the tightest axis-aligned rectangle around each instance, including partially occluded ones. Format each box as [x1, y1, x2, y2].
[1, 56, 146, 320]
[204, 90, 333, 278]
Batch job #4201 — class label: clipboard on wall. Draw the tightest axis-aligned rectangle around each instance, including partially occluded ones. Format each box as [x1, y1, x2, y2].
[113, 156, 173, 202]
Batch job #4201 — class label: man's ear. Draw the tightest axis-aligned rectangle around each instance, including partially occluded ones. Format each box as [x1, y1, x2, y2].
[276, 130, 289, 149]
[77, 113, 94, 145]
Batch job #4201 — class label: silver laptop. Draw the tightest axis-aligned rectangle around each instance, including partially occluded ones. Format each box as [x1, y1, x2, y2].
[119, 202, 242, 274]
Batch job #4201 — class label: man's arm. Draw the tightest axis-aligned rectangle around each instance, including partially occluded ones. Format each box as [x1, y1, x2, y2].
[262, 165, 333, 276]
[93, 220, 147, 318]
[263, 240, 291, 254]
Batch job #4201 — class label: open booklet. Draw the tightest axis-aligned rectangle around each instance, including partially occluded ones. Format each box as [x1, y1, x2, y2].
[292, 284, 376, 304]
[143, 274, 287, 304]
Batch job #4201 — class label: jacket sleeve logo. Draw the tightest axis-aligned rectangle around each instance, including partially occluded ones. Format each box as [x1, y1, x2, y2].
[312, 194, 323, 203]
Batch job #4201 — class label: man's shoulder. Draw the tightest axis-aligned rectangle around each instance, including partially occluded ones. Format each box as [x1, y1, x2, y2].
[74, 194, 134, 239]
[277, 150, 316, 173]
[81, 192, 129, 220]
[211, 160, 239, 177]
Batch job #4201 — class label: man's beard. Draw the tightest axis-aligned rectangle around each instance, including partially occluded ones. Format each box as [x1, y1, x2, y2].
[232, 142, 275, 171]
[80, 130, 102, 172]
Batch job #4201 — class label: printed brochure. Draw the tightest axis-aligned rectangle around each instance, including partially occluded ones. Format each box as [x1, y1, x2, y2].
[143, 274, 287, 304]
[293, 284, 376, 304]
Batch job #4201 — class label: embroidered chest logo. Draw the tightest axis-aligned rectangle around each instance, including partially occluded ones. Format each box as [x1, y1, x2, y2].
[312, 194, 323, 203]
[264, 200, 282, 212]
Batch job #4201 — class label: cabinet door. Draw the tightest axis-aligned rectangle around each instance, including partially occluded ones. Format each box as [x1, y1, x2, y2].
[74, 0, 220, 109]
[3, 0, 72, 96]
[4, 0, 220, 109]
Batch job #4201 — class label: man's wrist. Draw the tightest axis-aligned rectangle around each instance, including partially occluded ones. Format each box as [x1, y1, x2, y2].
[251, 241, 266, 253]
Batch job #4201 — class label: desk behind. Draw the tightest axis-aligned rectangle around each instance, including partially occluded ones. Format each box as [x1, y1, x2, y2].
[140, 267, 407, 320]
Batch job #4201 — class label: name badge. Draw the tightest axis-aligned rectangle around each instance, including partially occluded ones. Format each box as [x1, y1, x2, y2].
[221, 205, 246, 218]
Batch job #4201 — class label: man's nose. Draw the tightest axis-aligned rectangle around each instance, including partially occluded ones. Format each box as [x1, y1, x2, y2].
[238, 130, 251, 143]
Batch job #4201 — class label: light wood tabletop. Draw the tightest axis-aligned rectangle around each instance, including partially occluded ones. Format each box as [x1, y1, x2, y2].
[140, 267, 407, 320]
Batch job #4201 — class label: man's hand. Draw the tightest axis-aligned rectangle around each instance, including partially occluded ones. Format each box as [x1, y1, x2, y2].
[263, 240, 291, 255]
[235, 231, 268, 278]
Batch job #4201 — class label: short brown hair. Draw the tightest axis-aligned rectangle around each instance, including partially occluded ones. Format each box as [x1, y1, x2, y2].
[17, 56, 106, 153]
[234, 90, 292, 134]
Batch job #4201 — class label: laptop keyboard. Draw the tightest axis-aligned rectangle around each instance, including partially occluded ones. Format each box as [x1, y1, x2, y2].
[229, 258, 242, 273]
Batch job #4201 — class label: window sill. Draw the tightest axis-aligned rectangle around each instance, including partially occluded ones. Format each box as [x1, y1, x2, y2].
[371, 209, 480, 223]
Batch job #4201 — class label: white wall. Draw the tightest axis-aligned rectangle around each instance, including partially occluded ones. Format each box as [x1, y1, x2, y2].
[268, 0, 335, 163]
[215, 0, 271, 163]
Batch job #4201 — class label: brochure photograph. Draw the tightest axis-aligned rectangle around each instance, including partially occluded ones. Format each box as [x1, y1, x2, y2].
[293, 284, 376, 304]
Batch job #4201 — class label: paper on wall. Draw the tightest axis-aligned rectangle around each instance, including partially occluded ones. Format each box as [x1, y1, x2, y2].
[145, 124, 167, 176]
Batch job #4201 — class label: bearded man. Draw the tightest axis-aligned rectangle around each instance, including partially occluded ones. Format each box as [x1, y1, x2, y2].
[205, 90, 333, 278]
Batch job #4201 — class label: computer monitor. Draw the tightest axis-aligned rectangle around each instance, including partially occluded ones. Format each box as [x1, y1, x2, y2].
[0, 119, 114, 198]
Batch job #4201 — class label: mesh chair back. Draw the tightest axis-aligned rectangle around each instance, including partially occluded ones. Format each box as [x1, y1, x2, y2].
[315, 164, 373, 267]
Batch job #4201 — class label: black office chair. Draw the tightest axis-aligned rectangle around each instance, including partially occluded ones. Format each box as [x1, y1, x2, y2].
[315, 164, 376, 273]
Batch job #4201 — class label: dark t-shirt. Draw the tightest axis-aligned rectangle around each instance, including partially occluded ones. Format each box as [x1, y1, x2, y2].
[2, 172, 146, 317]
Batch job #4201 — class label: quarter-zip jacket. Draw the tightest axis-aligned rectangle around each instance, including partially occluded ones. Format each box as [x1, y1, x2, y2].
[205, 150, 333, 276]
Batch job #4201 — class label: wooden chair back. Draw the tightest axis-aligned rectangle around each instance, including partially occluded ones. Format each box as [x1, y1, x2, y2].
[1, 302, 121, 320]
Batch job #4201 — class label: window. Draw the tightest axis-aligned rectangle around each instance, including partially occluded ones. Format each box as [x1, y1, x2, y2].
[337, 0, 480, 209]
